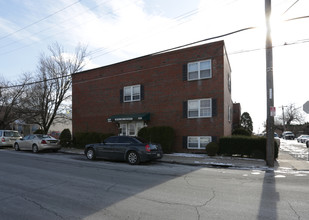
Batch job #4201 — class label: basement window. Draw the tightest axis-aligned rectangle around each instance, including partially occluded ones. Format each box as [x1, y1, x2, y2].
[187, 136, 212, 149]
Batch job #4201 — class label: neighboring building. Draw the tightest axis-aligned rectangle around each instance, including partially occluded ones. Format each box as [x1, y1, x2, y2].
[232, 103, 241, 130]
[11, 120, 39, 136]
[72, 40, 238, 152]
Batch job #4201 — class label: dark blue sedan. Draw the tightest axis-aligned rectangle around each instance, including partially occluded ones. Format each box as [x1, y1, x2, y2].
[84, 136, 163, 165]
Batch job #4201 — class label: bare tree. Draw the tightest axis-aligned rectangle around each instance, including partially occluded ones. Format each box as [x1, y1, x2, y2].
[22, 43, 87, 134]
[277, 103, 305, 129]
[0, 74, 31, 129]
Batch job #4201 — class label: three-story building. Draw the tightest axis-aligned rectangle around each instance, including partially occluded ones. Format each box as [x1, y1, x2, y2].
[72, 40, 239, 152]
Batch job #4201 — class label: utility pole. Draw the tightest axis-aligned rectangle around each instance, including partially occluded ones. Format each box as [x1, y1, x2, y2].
[280, 105, 287, 131]
[265, 0, 275, 167]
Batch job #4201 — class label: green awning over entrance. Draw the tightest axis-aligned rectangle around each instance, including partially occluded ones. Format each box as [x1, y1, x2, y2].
[107, 112, 150, 122]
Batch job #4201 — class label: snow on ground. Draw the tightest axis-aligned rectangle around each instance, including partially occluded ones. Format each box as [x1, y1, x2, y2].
[167, 153, 206, 158]
[280, 139, 308, 160]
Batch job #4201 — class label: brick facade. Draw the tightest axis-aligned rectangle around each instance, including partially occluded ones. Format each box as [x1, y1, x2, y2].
[72, 40, 235, 152]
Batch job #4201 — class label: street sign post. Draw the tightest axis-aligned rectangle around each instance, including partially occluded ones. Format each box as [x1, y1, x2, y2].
[270, 106, 276, 117]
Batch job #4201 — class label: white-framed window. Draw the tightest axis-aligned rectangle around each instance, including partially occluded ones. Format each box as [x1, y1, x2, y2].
[124, 85, 141, 102]
[188, 60, 211, 81]
[120, 124, 127, 136]
[128, 123, 135, 136]
[188, 98, 212, 118]
[187, 136, 212, 149]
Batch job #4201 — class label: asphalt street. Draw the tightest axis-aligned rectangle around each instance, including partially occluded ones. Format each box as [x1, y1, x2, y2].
[0, 147, 308, 220]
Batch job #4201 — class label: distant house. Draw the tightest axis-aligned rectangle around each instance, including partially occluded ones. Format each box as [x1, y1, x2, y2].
[11, 113, 72, 138]
[11, 120, 39, 136]
[72, 40, 241, 152]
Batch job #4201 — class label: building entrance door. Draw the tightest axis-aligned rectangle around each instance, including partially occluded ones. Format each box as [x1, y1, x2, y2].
[119, 122, 144, 136]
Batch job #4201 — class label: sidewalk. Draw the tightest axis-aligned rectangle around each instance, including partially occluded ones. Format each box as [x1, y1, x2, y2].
[159, 151, 309, 171]
[59, 148, 309, 171]
[276, 150, 309, 171]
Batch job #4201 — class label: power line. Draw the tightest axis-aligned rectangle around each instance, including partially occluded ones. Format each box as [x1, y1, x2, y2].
[89, 14, 309, 60]
[285, 15, 309, 22]
[1, 9, 309, 88]
[0, 0, 140, 56]
[2, 34, 309, 90]
[282, 0, 300, 15]
[0, 0, 81, 41]
[0, 0, 112, 51]
[0, 0, 239, 57]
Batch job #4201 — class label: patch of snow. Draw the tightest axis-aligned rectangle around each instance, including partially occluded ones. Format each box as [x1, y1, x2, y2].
[279, 139, 308, 160]
[275, 175, 286, 178]
[168, 153, 206, 158]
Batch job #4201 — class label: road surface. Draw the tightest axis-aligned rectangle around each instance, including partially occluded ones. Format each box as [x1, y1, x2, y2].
[0, 146, 308, 219]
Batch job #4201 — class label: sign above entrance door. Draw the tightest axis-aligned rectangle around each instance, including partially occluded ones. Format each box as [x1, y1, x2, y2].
[107, 112, 150, 122]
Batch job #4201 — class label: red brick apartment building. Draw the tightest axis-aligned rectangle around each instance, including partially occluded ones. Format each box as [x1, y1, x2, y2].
[72, 40, 240, 152]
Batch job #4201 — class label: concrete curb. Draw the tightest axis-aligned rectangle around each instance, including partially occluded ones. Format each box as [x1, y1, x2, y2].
[159, 154, 269, 170]
[59, 148, 270, 170]
[58, 148, 309, 171]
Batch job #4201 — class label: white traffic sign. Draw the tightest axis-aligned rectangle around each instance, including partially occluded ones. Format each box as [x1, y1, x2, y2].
[303, 101, 309, 114]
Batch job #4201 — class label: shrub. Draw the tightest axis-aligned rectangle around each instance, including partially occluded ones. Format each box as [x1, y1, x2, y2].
[138, 127, 151, 140]
[232, 128, 251, 136]
[206, 142, 219, 156]
[72, 132, 114, 149]
[59, 129, 72, 148]
[219, 136, 279, 159]
[138, 126, 175, 153]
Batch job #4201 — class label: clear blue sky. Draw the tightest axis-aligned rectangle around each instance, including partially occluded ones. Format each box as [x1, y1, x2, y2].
[1, 0, 309, 132]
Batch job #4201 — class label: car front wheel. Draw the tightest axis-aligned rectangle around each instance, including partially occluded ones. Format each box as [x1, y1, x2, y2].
[86, 148, 96, 160]
[307, 142, 309, 148]
[127, 151, 140, 165]
[14, 143, 20, 151]
[32, 145, 39, 153]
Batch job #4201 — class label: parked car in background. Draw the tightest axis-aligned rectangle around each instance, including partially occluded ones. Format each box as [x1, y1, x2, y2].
[297, 135, 309, 143]
[274, 132, 280, 147]
[85, 136, 163, 165]
[14, 134, 60, 153]
[0, 130, 22, 147]
[260, 132, 280, 147]
[297, 135, 304, 142]
[282, 131, 295, 140]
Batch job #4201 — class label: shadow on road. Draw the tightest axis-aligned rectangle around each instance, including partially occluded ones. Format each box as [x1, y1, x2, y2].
[257, 170, 279, 220]
[0, 151, 207, 220]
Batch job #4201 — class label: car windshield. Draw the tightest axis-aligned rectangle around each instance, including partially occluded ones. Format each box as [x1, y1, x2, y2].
[4, 131, 21, 137]
[11, 131, 21, 137]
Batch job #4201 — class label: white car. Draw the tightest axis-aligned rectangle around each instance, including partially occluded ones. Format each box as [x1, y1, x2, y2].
[0, 130, 22, 147]
[282, 131, 295, 140]
[296, 135, 309, 143]
[14, 134, 60, 153]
